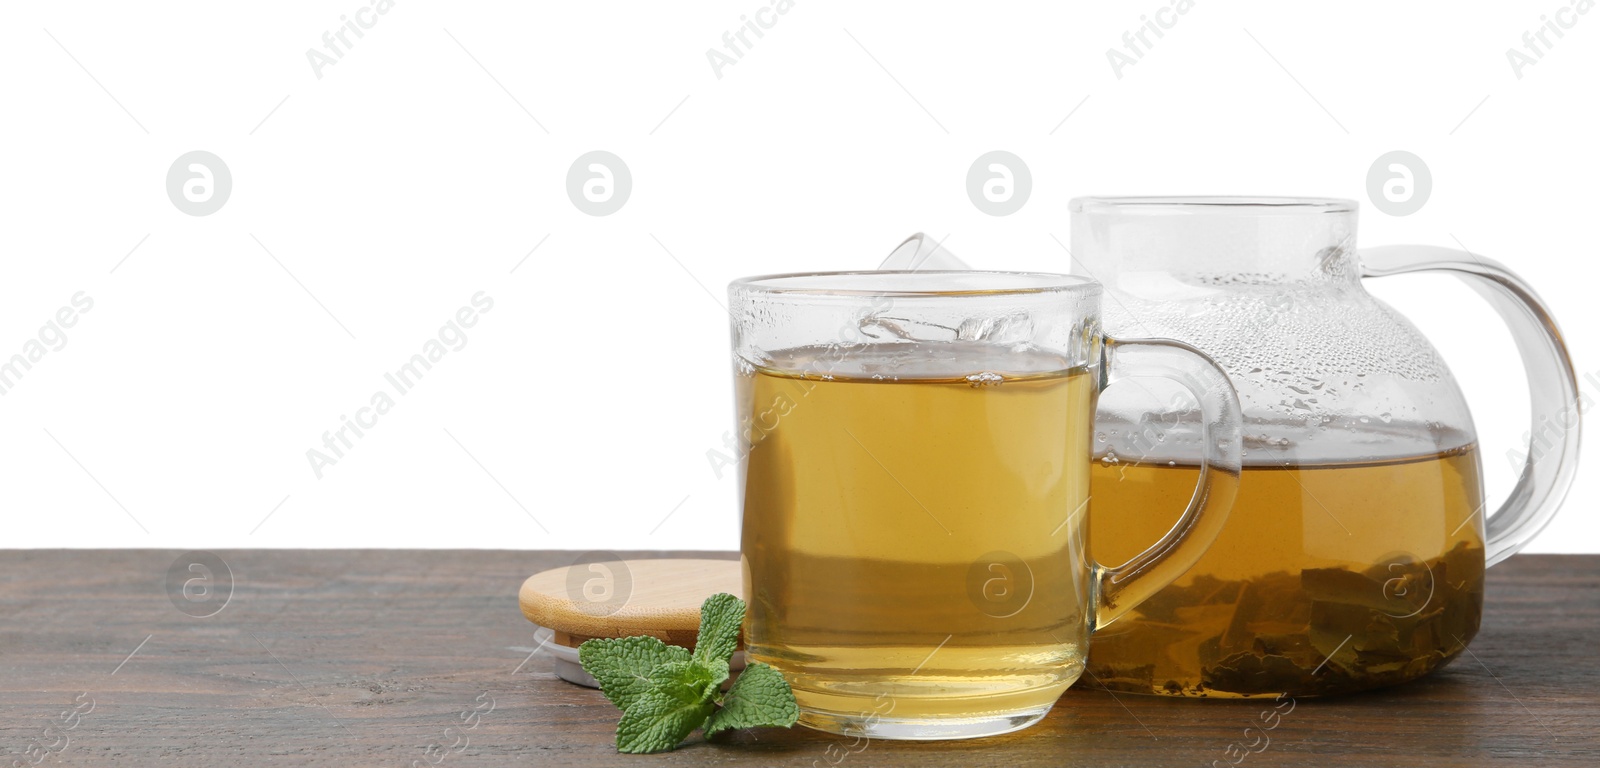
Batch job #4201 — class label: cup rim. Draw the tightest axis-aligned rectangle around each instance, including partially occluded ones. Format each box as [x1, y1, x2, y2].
[729, 270, 1099, 298]
[1070, 195, 1357, 214]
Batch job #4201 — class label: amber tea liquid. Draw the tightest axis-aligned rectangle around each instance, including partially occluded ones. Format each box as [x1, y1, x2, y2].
[739, 343, 1095, 729]
[1087, 446, 1486, 697]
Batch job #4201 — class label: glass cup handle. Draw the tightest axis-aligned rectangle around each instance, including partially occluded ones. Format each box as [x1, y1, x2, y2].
[1362, 245, 1583, 567]
[1092, 337, 1244, 630]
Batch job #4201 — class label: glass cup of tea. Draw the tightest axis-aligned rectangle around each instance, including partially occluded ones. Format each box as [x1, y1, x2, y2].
[727, 270, 1244, 740]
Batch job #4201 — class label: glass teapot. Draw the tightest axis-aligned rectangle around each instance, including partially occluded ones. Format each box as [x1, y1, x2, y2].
[1066, 197, 1582, 697]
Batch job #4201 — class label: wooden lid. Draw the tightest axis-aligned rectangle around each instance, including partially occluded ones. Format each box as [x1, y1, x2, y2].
[518, 558, 742, 648]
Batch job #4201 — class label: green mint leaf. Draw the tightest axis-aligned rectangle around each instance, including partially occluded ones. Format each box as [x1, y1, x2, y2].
[693, 592, 743, 667]
[615, 661, 719, 754]
[651, 659, 723, 701]
[581, 594, 799, 753]
[702, 658, 731, 691]
[704, 662, 800, 738]
[578, 636, 690, 712]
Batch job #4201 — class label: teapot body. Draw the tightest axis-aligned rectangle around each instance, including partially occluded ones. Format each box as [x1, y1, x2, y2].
[1072, 198, 1484, 697]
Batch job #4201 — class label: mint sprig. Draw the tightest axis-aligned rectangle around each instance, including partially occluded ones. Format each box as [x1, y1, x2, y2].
[577, 593, 799, 753]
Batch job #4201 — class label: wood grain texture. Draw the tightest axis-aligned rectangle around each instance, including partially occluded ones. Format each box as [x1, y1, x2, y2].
[0, 550, 1595, 767]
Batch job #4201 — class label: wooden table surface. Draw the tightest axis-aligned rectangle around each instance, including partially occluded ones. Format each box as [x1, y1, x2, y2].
[1, 551, 1596, 767]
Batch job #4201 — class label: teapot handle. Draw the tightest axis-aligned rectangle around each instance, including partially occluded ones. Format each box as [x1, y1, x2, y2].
[1361, 245, 1582, 567]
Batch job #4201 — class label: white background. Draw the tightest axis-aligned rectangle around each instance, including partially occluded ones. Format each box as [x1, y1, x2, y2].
[1, 1, 1594, 553]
